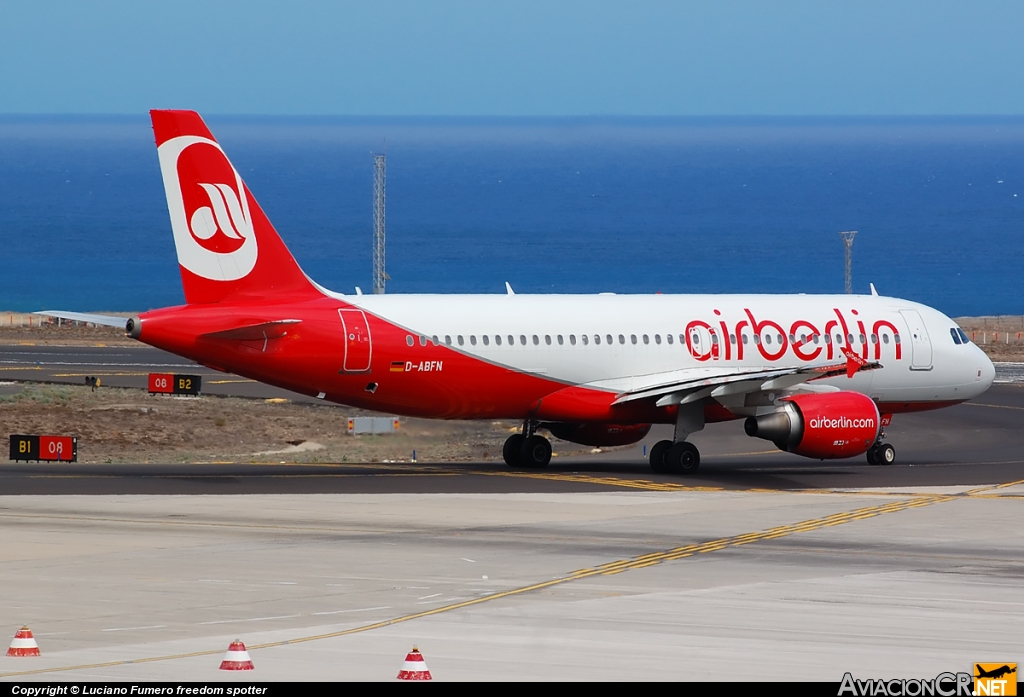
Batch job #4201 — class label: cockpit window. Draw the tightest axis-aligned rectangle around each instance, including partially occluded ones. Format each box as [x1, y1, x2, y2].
[957, 328, 970, 344]
[950, 328, 962, 345]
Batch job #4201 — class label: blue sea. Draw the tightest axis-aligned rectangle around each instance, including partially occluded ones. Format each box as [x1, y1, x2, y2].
[1, 115, 1022, 316]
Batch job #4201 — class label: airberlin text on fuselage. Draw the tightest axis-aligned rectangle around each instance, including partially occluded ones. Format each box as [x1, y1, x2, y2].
[686, 307, 903, 363]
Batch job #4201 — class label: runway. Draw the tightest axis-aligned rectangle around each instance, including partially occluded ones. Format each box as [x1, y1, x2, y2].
[1, 346, 1023, 681]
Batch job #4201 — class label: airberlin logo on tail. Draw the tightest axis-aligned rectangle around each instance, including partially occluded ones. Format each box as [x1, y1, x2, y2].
[157, 135, 257, 281]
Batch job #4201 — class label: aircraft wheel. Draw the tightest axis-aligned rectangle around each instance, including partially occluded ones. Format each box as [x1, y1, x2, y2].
[503, 434, 524, 467]
[520, 435, 552, 468]
[649, 440, 672, 474]
[866, 446, 880, 466]
[876, 443, 896, 465]
[666, 442, 700, 475]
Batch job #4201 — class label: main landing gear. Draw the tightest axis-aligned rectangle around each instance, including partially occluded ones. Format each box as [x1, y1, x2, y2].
[503, 421, 552, 468]
[649, 440, 700, 475]
[648, 400, 705, 475]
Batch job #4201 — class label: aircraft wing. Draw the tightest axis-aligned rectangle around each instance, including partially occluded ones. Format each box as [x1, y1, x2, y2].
[35, 311, 129, 329]
[609, 351, 880, 407]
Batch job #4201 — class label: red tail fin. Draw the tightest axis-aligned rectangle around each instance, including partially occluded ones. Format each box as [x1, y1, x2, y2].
[151, 110, 321, 305]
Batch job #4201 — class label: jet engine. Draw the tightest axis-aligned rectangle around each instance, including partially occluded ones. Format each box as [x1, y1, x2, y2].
[743, 392, 880, 459]
[546, 422, 651, 447]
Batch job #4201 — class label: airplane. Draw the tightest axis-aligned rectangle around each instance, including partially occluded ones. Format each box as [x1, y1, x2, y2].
[975, 665, 1016, 680]
[42, 110, 997, 474]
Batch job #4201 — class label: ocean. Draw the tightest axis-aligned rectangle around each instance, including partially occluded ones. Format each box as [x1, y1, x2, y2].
[1, 115, 1022, 316]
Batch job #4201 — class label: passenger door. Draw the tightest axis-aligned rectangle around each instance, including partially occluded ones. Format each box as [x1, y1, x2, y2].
[339, 308, 373, 373]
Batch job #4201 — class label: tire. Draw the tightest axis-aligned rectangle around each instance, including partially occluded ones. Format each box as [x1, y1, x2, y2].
[649, 440, 672, 474]
[876, 443, 896, 465]
[520, 435, 552, 468]
[866, 445, 880, 466]
[666, 442, 700, 475]
[503, 434, 524, 467]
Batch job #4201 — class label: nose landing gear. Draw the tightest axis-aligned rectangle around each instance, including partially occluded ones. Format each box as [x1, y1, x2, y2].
[866, 442, 896, 466]
[503, 421, 552, 468]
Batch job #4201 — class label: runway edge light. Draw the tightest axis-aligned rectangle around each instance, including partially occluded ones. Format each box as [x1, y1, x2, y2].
[7, 626, 40, 657]
[397, 646, 433, 680]
[219, 639, 254, 670]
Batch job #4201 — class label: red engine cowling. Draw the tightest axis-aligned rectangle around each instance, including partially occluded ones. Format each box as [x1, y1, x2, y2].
[743, 392, 880, 459]
[546, 422, 651, 447]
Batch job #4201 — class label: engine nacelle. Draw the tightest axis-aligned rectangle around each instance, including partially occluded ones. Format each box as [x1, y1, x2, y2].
[743, 392, 880, 459]
[546, 422, 651, 447]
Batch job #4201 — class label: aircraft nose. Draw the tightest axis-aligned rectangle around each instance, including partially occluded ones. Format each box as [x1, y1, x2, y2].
[975, 345, 996, 392]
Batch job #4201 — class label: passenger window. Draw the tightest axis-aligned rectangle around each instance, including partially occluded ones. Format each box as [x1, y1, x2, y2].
[508, 335, 514, 346]
[608, 335, 614, 345]
[754, 335, 761, 345]
[858, 333, 866, 344]
[432, 335, 439, 345]
[594, 335, 601, 345]
[871, 333, 878, 344]
[406, 335, 414, 347]
[654, 334, 661, 344]
[846, 334, 853, 344]
[470, 335, 477, 346]
[835, 334, 843, 344]
[520, 335, 527, 345]
[678, 334, 685, 345]
[667, 334, 674, 345]
[643, 334, 649, 344]
[557, 335, 564, 345]
[882, 334, 889, 344]
[445, 335, 452, 345]
[581, 335, 588, 345]
[457, 335, 465, 346]
[950, 328, 962, 345]
[533, 335, 540, 345]
[742, 334, 749, 345]
[764, 334, 772, 345]
[729, 334, 736, 344]
[545, 335, 552, 345]
[812, 334, 819, 344]
[777, 334, 783, 344]
[824, 334, 831, 345]
[894, 334, 901, 344]
[569, 335, 576, 345]
[482, 335, 489, 346]
[630, 334, 637, 345]
[789, 334, 796, 343]
[619, 335, 626, 345]
[711, 334, 719, 345]
[420, 335, 427, 347]
[495, 335, 502, 346]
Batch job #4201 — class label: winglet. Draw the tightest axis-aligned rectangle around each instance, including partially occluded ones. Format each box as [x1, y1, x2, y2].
[505, 282, 515, 295]
[841, 345, 869, 378]
[870, 283, 879, 296]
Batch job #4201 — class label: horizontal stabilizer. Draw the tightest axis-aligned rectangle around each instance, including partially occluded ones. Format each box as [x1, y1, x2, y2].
[199, 319, 301, 342]
[35, 311, 129, 329]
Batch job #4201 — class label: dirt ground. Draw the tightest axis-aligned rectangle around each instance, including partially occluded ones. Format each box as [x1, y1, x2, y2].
[0, 383, 598, 465]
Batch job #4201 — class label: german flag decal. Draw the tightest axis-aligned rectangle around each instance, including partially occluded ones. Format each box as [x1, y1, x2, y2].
[390, 361, 405, 372]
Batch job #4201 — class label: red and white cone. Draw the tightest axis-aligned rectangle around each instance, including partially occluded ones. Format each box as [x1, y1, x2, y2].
[397, 646, 432, 680]
[219, 640, 254, 671]
[7, 627, 40, 657]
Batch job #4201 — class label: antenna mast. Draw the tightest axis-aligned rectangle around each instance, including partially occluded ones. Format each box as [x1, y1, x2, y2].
[839, 230, 857, 294]
[372, 153, 387, 294]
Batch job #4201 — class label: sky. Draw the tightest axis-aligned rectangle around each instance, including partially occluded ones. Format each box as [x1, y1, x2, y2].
[1, 1, 1023, 116]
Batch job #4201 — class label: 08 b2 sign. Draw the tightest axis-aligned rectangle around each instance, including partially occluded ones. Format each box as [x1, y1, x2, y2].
[148, 373, 201, 396]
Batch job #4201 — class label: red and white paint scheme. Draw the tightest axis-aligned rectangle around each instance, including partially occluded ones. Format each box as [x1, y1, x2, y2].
[45, 110, 996, 474]
[6, 626, 41, 657]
